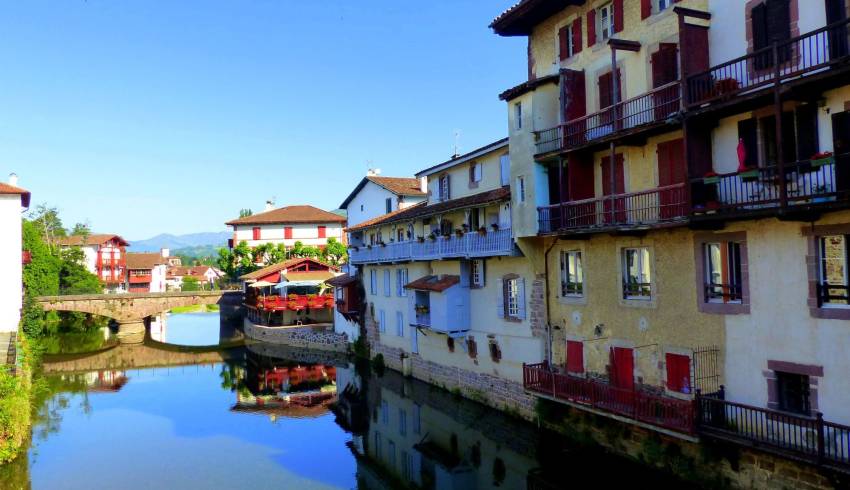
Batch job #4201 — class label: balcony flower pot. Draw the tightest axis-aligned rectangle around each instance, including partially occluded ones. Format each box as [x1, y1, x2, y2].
[703, 172, 720, 185]
[417, 236, 425, 243]
[366, 244, 373, 250]
[811, 153, 834, 168]
[738, 168, 759, 182]
[428, 233, 437, 241]
[454, 229, 464, 238]
[442, 233, 452, 239]
[490, 223, 500, 231]
[379, 242, 386, 248]
[477, 227, 487, 236]
[713, 77, 740, 97]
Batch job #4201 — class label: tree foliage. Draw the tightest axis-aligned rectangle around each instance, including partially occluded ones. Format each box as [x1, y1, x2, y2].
[323, 237, 348, 264]
[181, 276, 201, 292]
[239, 208, 253, 218]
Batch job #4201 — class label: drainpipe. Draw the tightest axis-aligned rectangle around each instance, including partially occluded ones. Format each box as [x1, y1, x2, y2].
[543, 237, 559, 365]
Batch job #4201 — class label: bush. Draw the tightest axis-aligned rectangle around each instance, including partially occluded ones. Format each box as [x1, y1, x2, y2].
[181, 277, 200, 292]
[0, 337, 35, 464]
[371, 353, 385, 376]
[352, 335, 369, 359]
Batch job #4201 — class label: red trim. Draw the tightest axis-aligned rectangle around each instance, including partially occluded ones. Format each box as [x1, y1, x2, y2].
[587, 9, 596, 48]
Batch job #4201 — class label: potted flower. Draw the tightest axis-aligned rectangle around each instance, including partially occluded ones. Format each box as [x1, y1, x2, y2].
[811, 151, 834, 168]
[366, 244, 373, 250]
[417, 235, 425, 243]
[428, 232, 437, 241]
[351, 246, 359, 252]
[454, 228, 464, 238]
[414, 304, 429, 314]
[713, 77, 740, 97]
[703, 171, 720, 185]
[490, 223, 500, 231]
[378, 241, 386, 248]
[477, 226, 487, 236]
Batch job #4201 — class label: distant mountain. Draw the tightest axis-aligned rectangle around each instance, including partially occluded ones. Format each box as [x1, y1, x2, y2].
[127, 232, 231, 252]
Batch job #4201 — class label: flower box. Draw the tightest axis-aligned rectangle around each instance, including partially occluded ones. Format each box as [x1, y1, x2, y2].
[811, 156, 835, 167]
[738, 169, 759, 181]
[703, 175, 720, 184]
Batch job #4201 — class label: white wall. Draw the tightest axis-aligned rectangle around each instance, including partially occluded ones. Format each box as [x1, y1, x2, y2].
[0, 196, 22, 333]
[150, 264, 167, 293]
[346, 181, 425, 229]
[232, 223, 344, 248]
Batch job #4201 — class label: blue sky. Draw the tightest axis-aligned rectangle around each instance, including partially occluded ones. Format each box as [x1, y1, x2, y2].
[1, 1, 525, 239]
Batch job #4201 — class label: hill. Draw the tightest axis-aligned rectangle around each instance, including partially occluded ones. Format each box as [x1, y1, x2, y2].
[127, 231, 230, 252]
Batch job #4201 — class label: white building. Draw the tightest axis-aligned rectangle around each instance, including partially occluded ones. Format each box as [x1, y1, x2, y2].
[339, 174, 427, 231]
[0, 174, 30, 334]
[225, 204, 347, 251]
[166, 264, 224, 291]
[57, 233, 130, 294]
[326, 273, 361, 341]
[125, 252, 168, 293]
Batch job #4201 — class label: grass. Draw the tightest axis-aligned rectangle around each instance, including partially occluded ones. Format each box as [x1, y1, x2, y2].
[169, 304, 220, 314]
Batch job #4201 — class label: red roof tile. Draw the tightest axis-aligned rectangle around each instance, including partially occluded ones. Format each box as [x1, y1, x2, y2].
[0, 182, 31, 208]
[404, 274, 459, 292]
[239, 257, 339, 280]
[226, 205, 346, 226]
[126, 252, 166, 270]
[57, 234, 130, 247]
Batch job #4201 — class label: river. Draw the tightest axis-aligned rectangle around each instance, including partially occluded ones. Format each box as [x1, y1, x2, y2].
[1, 312, 684, 489]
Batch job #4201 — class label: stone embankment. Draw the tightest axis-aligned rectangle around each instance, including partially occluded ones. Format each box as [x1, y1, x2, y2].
[243, 319, 349, 353]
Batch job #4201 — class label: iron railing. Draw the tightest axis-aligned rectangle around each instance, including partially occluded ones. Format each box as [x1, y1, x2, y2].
[349, 228, 513, 264]
[691, 158, 843, 214]
[534, 81, 680, 154]
[687, 17, 850, 106]
[523, 362, 695, 434]
[538, 183, 687, 234]
[696, 393, 850, 469]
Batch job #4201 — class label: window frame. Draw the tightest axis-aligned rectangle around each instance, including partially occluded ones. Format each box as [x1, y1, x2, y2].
[775, 371, 811, 415]
[506, 278, 520, 317]
[516, 176, 526, 203]
[439, 174, 450, 201]
[704, 241, 743, 304]
[396, 268, 409, 297]
[385, 197, 393, 214]
[817, 234, 850, 308]
[597, 2, 614, 43]
[694, 232, 750, 314]
[560, 250, 584, 297]
[469, 162, 482, 187]
[471, 259, 485, 288]
[621, 247, 652, 300]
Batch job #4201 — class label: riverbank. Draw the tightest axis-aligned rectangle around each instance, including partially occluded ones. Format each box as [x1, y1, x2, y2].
[243, 319, 348, 352]
[0, 334, 36, 464]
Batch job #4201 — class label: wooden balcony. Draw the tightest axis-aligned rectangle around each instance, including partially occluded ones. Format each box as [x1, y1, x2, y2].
[691, 157, 850, 219]
[534, 82, 681, 155]
[128, 274, 152, 284]
[538, 183, 687, 235]
[523, 363, 695, 435]
[697, 393, 850, 470]
[248, 294, 335, 311]
[687, 17, 850, 110]
[349, 228, 513, 264]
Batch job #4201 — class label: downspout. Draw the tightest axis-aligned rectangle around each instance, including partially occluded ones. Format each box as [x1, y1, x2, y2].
[543, 236, 559, 365]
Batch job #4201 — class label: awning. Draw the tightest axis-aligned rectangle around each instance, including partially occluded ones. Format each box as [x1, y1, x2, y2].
[249, 280, 276, 288]
[274, 280, 324, 289]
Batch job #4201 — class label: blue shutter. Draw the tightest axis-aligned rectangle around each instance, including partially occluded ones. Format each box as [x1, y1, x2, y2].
[384, 270, 391, 297]
[518, 278, 527, 320]
[497, 278, 505, 318]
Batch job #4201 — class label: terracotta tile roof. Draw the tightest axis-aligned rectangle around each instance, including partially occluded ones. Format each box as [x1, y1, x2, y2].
[0, 182, 31, 208]
[416, 138, 508, 178]
[167, 265, 221, 279]
[325, 273, 357, 287]
[339, 175, 424, 209]
[346, 186, 510, 232]
[498, 74, 559, 101]
[282, 271, 337, 282]
[126, 252, 166, 270]
[490, 0, 581, 36]
[404, 274, 459, 292]
[57, 234, 130, 247]
[226, 205, 346, 226]
[239, 257, 338, 281]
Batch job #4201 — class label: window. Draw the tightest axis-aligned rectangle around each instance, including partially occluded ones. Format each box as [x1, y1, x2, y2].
[516, 176, 526, 203]
[704, 242, 743, 303]
[469, 162, 482, 186]
[499, 276, 525, 321]
[401, 451, 411, 480]
[560, 251, 583, 297]
[471, 259, 485, 288]
[385, 197, 393, 214]
[396, 228, 404, 242]
[818, 235, 849, 306]
[360, 204, 364, 212]
[566, 340, 584, 374]
[439, 219, 453, 237]
[398, 408, 407, 436]
[514, 102, 522, 130]
[252, 227, 261, 240]
[622, 247, 652, 299]
[598, 2, 614, 42]
[374, 432, 382, 459]
[776, 371, 811, 415]
[489, 340, 502, 363]
[370, 269, 378, 295]
[665, 353, 692, 394]
[378, 310, 387, 333]
[388, 440, 396, 467]
[507, 279, 519, 316]
[439, 174, 451, 201]
[500, 153, 510, 186]
[284, 227, 293, 239]
[558, 23, 575, 59]
[413, 403, 421, 434]
[318, 225, 326, 239]
[396, 268, 408, 296]
[468, 208, 481, 231]
[657, 0, 672, 11]
[381, 400, 389, 424]
[396, 311, 404, 337]
[383, 270, 391, 297]
[751, 0, 792, 70]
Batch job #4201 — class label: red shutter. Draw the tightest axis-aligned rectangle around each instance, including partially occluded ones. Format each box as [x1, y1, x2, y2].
[566, 341, 584, 373]
[598, 72, 613, 109]
[284, 227, 293, 239]
[568, 152, 595, 200]
[587, 9, 596, 48]
[318, 226, 326, 238]
[561, 69, 586, 122]
[558, 25, 569, 61]
[641, 0, 652, 19]
[665, 353, 691, 393]
[601, 154, 625, 195]
[613, 0, 624, 33]
[651, 43, 679, 88]
[611, 347, 634, 390]
[571, 18, 583, 54]
[657, 138, 686, 186]
[252, 227, 261, 240]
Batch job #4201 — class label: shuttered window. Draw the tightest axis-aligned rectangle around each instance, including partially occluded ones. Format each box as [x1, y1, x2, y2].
[252, 227, 261, 240]
[666, 353, 692, 393]
[566, 340, 584, 374]
[284, 227, 293, 239]
[737, 119, 759, 167]
[752, 0, 792, 69]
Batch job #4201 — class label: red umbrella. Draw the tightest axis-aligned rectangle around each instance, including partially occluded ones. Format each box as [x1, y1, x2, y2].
[737, 138, 748, 172]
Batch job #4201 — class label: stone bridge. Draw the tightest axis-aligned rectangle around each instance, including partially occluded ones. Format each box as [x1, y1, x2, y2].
[36, 290, 243, 343]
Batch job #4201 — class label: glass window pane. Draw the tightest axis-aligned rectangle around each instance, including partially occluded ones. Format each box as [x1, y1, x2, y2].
[820, 235, 848, 305]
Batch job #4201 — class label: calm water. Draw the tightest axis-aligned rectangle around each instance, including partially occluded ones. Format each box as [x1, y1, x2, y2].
[2, 313, 684, 489]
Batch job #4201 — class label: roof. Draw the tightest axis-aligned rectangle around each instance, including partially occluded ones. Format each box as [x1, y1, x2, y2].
[346, 186, 511, 232]
[326, 273, 357, 287]
[0, 182, 31, 208]
[499, 74, 560, 101]
[167, 265, 221, 278]
[239, 257, 338, 281]
[57, 234, 130, 247]
[490, 0, 584, 36]
[125, 252, 166, 270]
[226, 205, 347, 226]
[416, 138, 509, 178]
[282, 271, 337, 282]
[404, 275, 460, 292]
[339, 175, 425, 210]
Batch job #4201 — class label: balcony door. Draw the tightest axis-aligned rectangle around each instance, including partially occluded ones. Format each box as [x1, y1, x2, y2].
[651, 43, 679, 123]
[657, 138, 686, 219]
[601, 154, 626, 224]
[833, 110, 850, 194]
[826, 0, 848, 59]
[598, 69, 622, 128]
[610, 347, 634, 390]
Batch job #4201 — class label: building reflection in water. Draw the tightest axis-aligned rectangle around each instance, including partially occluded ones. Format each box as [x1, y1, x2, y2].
[65, 370, 129, 393]
[149, 314, 167, 342]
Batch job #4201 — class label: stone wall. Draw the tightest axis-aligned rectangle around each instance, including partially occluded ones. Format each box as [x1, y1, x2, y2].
[243, 319, 349, 353]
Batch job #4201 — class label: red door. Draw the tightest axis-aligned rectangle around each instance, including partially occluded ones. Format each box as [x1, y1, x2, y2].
[651, 43, 679, 122]
[657, 138, 686, 219]
[610, 347, 634, 390]
[601, 154, 626, 224]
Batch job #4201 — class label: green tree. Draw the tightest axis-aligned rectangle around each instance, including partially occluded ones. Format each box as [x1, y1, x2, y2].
[70, 221, 91, 237]
[216, 241, 257, 279]
[323, 237, 348, 264]
[182, 277, 200, 292]
[239, 208, 253, 218]
[22, 220, 60, 297]
[26, 204, 65, 248]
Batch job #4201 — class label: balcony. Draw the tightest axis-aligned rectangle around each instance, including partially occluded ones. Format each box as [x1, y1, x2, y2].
[407, 278, 470, 337]
[687, 17, 850, 109]
[538, 183, 687, 235]
[534, 82, 681, 155]
[691, 157, 848, 218]
[349, 227, 513, 264]
[523, 363, 695, 435]
[128, 275, 152, 284]
[248, 294, 336, 311]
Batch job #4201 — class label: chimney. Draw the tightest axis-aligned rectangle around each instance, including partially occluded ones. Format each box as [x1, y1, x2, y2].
[367, 168, 381, 177]
[265, 200, 275, 212]
[419, 176, 427, 193]
[8, 173, 18, 187]
[161, 247, 170, 258]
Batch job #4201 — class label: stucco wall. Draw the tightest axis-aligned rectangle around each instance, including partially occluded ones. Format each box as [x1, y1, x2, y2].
[424, 145, 509, 203]
[346, 180, 425, 230]
[0, 195, 22, 333]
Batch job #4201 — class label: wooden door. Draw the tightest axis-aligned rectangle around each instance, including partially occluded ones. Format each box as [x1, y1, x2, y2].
[833, 111, 850, 194]
[657, 138, 686, 219]
[601, 154, 626, 223]
[610, 347, 634, 390]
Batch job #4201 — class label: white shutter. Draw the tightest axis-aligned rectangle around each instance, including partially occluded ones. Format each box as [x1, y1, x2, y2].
[497, 278, 505, 318]
[518, 278, 527, 319]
